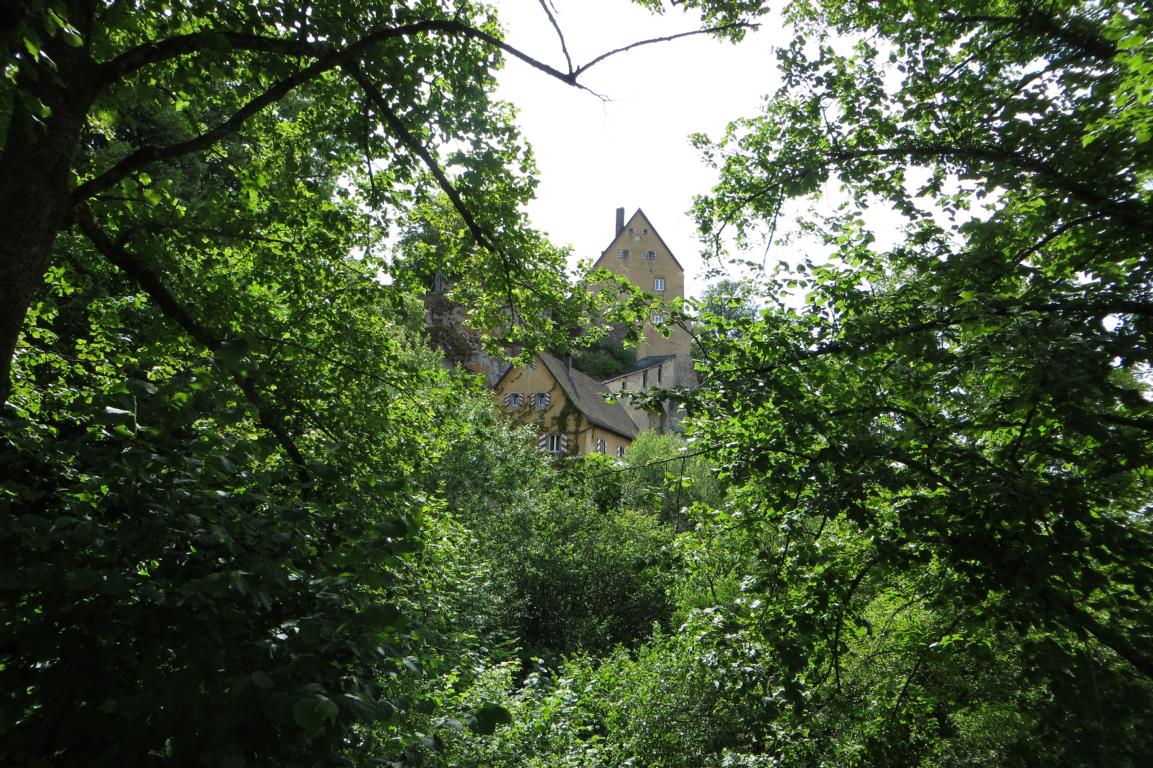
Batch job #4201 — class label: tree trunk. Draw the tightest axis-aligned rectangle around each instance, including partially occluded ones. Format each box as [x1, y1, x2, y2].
[0, 45, 92, 409]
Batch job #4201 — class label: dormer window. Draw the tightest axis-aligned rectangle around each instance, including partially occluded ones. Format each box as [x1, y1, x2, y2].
[618, 248, 629, 260]
[503, 392, 524, 407]
[644, 250, 656, 261]
[654, 277, 665, 293]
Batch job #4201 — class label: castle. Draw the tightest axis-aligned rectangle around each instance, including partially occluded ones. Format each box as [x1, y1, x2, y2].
[491, 208, 693, 457]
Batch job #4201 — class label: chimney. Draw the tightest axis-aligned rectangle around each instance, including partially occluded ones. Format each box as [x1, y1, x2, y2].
[615, 207, 625, 237]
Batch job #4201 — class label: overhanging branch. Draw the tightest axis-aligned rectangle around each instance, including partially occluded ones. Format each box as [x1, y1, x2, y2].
[345, 62, 522, 318]
[75, 204, 312, 483]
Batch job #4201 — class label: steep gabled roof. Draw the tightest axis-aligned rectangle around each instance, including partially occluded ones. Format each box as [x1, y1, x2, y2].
[593, 208, 685, 274]
[537, 353, 639, 439]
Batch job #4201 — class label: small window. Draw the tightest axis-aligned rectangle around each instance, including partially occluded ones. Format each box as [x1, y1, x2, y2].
[652, 313, 664, 324]
[616, 445, 625, 458]
[644, 250, 656, 261]
[546, 433, 567, 454]
[654, 277, 665, 293]
[531, 392, 551, 409]
[595, 438, 607, 454]
[642, 370, 649, 388]
[503, 392, 524, 407]
[618, 248, 629, 260]
[657, 366, 663, 384]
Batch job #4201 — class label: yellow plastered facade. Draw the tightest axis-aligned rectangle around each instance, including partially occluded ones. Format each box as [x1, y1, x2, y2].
[495, 363, 632, 457]
[601, 356, 679, 433]
[592, 209, 692, 362]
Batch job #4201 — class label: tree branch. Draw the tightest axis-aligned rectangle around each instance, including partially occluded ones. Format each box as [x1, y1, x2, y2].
[939, 11, 1115, 62]
[537, 0, 573, 75]
[344, 62, 522, 319]
[819, 144, 1153, 234]
[97, 30, 317, 87]
[574, 22, 753, 78]
[832, 557, 877, 694]
[75, 53, 340, 202]
[75, 204, 312, 483]
[84, 16, 756, 205]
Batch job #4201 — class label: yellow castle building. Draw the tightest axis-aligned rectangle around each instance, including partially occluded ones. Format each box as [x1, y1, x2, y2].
[492, 208, 693, 456]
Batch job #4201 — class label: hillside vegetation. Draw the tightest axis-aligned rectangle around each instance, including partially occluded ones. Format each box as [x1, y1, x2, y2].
[2, 0, 1151, 766]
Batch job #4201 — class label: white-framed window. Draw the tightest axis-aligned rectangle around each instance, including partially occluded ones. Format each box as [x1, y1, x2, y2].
[595, 437, 607, 454]
[652, 313, 664, 324]
[530, 392, 551, 409]
[616, 445, 625, 458]
[618, 248, 629, 260]
[537, 432, 568, 455]
[653, 277, 665, 293]
[644, 250, 656, 261]
[503, 392, 524, 407]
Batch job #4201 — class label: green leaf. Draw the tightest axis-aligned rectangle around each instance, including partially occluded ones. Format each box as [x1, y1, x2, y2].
[361, 602, 402, 628]
[470, 703, 511, 735]
[292, 694, 338, 736]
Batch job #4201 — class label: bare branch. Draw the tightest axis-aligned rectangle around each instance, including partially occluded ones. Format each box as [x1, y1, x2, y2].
[537, 0, 574, 75]
[84, 16, 756, 204]
[574, 22, 754, 78]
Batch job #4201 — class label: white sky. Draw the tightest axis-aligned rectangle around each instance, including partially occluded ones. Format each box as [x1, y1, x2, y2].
[492, 0, 784, 298]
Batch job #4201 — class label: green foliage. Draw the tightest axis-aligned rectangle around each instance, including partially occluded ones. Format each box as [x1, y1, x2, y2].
[682, 0, 1153, 762]
[1, 228, 447, 764]
[2, 0, 733, 761]
[9, 0, 1152, 766]
[690, 278, 760, 367]
[421, 429, 679, 661]
[618, 430, 725, 527]
[571, 339, 637, 380]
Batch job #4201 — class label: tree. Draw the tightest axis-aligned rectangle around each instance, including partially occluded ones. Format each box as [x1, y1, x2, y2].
[1, 2, 764, 763]
[689, 277, 760, 367]
[0, 0, 759, 406]
[685, 0, 1153, 761]
[0, 2, 770, 761]
[618, 430, 725, 527]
